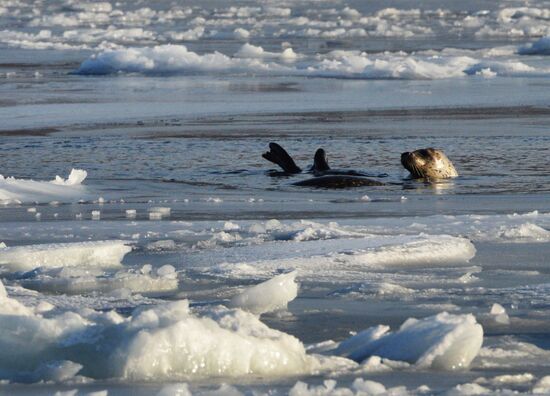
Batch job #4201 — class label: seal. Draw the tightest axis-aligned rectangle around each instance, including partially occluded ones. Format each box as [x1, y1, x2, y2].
[401, 148, 458, 179]
[262, 142, 385, 188]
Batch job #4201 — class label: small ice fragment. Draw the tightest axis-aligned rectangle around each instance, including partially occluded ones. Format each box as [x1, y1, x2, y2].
[490, 303, 506, 315]
[476, 68, 497, 78]
[87, 391, 108, 396]
[91, 210, 101, 220]
[34, 71, 42, 78]
[206, 197, 223, 203]
[126, 209, 137, 218]
[224, 221, 240, 231]
[0, 242, 6, 249]
[157, 384, 191, 396]
[149, 212, 162, 220]
[157, 264, 177, 279]
[265, 219, 281, 230]
[533, 376, 550, 394]
[76, 213, 83, 219]
[448, 383, 491, 395]
[49, 201, 60, 206]
[458, 272, 478, 283]
[352, 378, 387, 394]
[233, 27, 250, 39]
[141, 264, 152, 275]
[98, 196, 105, 204]
[248, 223, 266, 234]
[248, 198, 256, 203]
[51, 169, 87, 186]
[149, 207, 171, 216]
[229, 271, 298, 315]
[146, 240, 176, 251]
[109, 288, 132, 299]
[35, 212, 41, 219]
[183, 198, 189, 203]
[490, 303, 510, 325]
[33, 360, 83, 383]
[401, 196, 408, 201]
[35, 301, 55, 313]
[360, 195, 371, 202]
[27, 207, 37, 213]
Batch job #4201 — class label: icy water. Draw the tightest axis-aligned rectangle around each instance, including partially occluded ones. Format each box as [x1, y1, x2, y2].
[1, 0, 550, 395]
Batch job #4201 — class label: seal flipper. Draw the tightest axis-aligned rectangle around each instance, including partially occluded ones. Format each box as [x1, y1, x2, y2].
[313, 148, 330, 173]
[262, 142, 302, 174]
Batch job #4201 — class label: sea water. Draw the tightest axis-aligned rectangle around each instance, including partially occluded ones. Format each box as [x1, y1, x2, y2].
[1, 0, 550, 394]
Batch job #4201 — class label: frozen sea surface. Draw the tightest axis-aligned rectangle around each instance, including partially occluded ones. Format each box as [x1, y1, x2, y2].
[1, 0, 550, 395]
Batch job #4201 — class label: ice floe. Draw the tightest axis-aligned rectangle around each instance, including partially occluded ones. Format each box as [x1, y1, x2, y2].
[75, 44, 550, 80]
[0, 286, 320, 381]
[0, 169, 89, 205]
[205, 234, 476, 282]
[334, 312, 483, 370]
[0, 240, 131, 272]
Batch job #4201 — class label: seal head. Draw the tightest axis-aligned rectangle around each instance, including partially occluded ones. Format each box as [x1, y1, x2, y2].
[401, 148, 458, 179]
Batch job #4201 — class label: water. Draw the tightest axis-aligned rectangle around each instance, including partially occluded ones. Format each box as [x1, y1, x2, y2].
[1, 0, 550, 394]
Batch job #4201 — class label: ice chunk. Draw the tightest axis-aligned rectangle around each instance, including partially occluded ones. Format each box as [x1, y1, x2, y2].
[229, 271, 298, 315]
[533, 376, 550, 394]
[289, 379, 401, 396]
[157, 384, 191, 396]
[149, 207, 171, 216]
[447, 383, 491, 395]
[32, 360, 83, 383]
[335, 312, 483, 370]
[489, 303, 510, 325]
[0, 169, 89, 204]
[233, 28, 250, 40]
[0, 240, 132, 272]
[519, 36, 550, 55]
[0, 292, 319, 382]
[50, 169, 88, 186]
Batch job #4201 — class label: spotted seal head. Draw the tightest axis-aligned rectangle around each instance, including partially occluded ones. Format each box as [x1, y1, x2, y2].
[401, 148, 458, 179]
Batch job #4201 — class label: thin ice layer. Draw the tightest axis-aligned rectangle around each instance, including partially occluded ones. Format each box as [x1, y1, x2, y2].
[205, 235, 476, 282]
[0, 240, 132, 272]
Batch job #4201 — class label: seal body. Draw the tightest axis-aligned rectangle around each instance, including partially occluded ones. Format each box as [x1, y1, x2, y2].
[262, 143, 386, 188]
[293, 175, 384, 188]
[401, 148, 458, 179]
